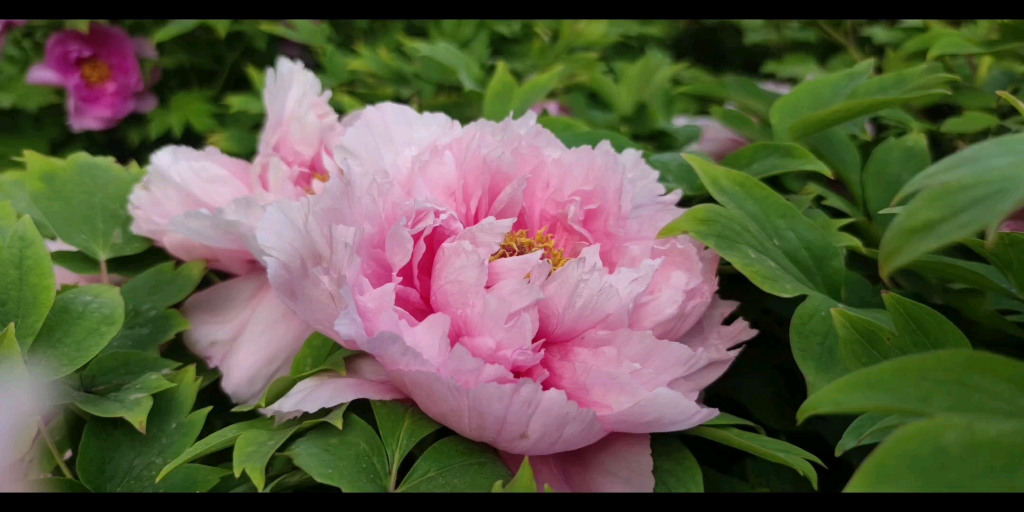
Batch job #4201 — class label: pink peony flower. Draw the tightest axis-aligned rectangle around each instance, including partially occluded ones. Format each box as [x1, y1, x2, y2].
[0, 20, 27, 53]
[26, 23, 159, 133]
[128, 57, 403, 407]
[530, 100, 571, 117]
[672, 115, 750, 162]
[255, 103, 757, 491]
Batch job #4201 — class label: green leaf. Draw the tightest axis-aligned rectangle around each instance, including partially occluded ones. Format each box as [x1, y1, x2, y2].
[719, 142, 833, 181]
[797, 349, 1024, 423]
[964, 233, 1024, 293]
[222, 93, 264, 115]
[659, 155, 845, 300]
[492, 456, 538, 492]
[371, 400, 443, 487]
[939, 110, 1001, 134]
[233, 425, 301, 491]
[0, 323, 25, 377]
[512, 66, 565, 117]
[926, 35, 1024, 60]
[832, 308, 900, 370]
[684, 426, 823, 490]
[0, 216, 55, 349]
[397, 435, 512, 492]
[149, 91, 221, 139]
[49, 247, 174, 278]
[882, 291, 971, 350]
[77, 366, 227, 492]
[647, 152, 703, 196]
[790, 294, 851, 396]
[769, 59, 875, 141]
[483, 61, 518, 121]
[406, 40, 484, 92]
[845, 415, 1024, 491]
[996, 91, 1024, 116]
[881, 132, 1024, 279]
[67, 372, 177, 433]
[0, 172, 55, 238]
[702, 412, 766, 435]
[37, 477, 92, 492]
[678, 75, 781, 119]
[203, 20, 232, 39]
[834, 411, 920, 457]
[862, 132, 931, 227]
[652, 435, 703, 492]
[81, 350, 181, 393]
[26, 284, 124, 380]
[902, 253, 1018, 299]
[285, 417, 390, 492]
[151, 20, 202, 44]
[25, 152, 150, 261]
[157, 418, 275, 482]
[803, 128, 864, 208]
[710, 106, 770, 142]
[289, 332, 355, 378]
[103, 261, 204, 353]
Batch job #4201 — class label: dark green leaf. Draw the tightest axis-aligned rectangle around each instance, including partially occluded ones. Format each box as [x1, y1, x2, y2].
[27, 284, 124, 380]
[371, 400, 442, 483]
[798, 349, 1024, 423]
[0, 215, 55, 349]
[862, 132, 931, 227]
[77, 366, 225, 492]
[81, 350, 181, 393]
[659, 155, 845, 300]
[939, 110, 1001, 134]
[882, 291, 971, 350]
[845, 415, 1024, 492]
[157, 418, 275, 482]
[397, 435, 512, 492]
[652, 435, 703, 492]
[720, 142, 833, 181]
[67, 372, 177, 433]
[233, 425, 301, 491]
[684, 426, 823, 489]
[285, 417, 389, 492]
[790, 294, 852, 397]
[834, 411, 920, 456]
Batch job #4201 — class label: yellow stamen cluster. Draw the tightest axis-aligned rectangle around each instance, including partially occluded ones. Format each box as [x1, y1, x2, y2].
[302, 171, 331, 195]
[79, 57, 112, 86]
[489, 228, 570, 273]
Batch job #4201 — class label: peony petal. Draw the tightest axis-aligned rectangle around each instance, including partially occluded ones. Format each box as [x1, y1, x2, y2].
[260, 355, 406, 421]
[25, 63, 66, 87]
[361, 331, 608, 455]
[132, 36, 158, 60]
[133, 91, 158, 114]
[500, 433, 654, 492]
[180, 274, 313, 404]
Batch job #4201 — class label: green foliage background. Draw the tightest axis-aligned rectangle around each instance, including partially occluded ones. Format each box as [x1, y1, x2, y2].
[2, 19, 1024, 492]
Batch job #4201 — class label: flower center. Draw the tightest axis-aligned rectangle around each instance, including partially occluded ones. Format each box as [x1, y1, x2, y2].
[78, 57, 112, 86]
[302, 171, 330, 195]
[490, 228, 570, 272]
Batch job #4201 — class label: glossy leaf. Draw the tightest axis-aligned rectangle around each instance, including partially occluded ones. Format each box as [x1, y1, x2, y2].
[834, 411, 920, 457]
[0, 215, 55, 349]
[684, 426, 823, 490]
[798, 349, 1024, 423]
[285, 417, 390, 492]
[26, 284, 124, 380]
[652, 435, 703, 493]
[397, 436, 512, 492]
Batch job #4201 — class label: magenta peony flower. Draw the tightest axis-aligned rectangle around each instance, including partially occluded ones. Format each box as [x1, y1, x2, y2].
[0, 20, 27, 53]
[530, 100, 571, 117]
[128, 57, 403, 407]
[999, 209, 1024, 233]
[254, 103, 756, 491]
[26, 23, 159, 133]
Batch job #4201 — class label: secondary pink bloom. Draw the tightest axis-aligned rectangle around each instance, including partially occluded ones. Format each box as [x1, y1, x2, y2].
[26, 23, 159, 133]
[1000, 209, 1024, 233]
[128, 57, 403, 408]
[255, 103, 756, 491]
[672, 115, 750, 162]
[0, 20, 27, 53]
[530, 100, 571, 117]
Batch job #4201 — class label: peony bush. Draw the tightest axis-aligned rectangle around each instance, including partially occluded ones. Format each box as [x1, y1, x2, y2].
[2, 19, 1024, 493]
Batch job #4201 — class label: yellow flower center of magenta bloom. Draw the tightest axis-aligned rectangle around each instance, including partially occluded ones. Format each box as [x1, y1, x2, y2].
[79, 57, 112, 86]
[490, 228, 570, 272]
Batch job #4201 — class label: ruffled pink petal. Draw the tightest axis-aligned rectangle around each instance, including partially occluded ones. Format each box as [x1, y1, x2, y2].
[360, 331, 608, 456]
[500, 433, 654, 492]
[25, 63, 66, 87]
[260, 354, 406, 420]
[669, 297, 756, 399]
[180, 274, 313, 404]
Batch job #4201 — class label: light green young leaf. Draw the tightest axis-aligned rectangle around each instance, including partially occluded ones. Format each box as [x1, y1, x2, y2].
[492, 456, 538, 492]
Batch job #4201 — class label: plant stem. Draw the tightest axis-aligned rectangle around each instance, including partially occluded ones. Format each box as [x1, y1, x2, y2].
[816, 20, 866, 61]
[99, 258, 108, 285]
[37, 418, 73, 480]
